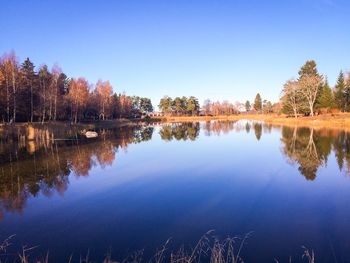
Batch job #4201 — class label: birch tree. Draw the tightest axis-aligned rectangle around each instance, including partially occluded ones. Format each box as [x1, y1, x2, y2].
[282, 79, 301, 118]
[299, 75, 323, 116]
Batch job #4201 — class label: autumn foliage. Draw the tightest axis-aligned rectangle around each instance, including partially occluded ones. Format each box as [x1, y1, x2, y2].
[0, 51, 153, 123]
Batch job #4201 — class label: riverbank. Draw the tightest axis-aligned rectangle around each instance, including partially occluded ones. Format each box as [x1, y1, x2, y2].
[161, 113, 350, 131]
[0, 118, 162, 129]
[3, 114, 350, 131]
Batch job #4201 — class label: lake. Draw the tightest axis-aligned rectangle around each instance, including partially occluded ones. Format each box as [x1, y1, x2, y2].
[0, 120, 350, 262]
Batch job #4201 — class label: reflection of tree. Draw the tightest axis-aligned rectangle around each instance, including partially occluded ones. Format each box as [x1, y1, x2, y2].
[245, 122, 251, 133]
[0, 125, 154, 219]
[281, 126, 331, 180]
[159, 123, 200, 141]
[202, 121, 237, 136]
[254, 123, 262, 141]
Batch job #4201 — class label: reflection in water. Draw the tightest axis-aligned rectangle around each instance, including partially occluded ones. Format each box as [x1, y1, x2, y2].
[254, 123, 262, 141]
[3, 121, 350, 219]
[159, 123, 200, 141]
[0, 125, 154, 219]
[280, 126, 350, 180]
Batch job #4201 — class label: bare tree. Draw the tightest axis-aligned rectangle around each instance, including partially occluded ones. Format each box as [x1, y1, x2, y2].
[51, 64, 62, 121]
[282, 79, 301, 118]
[0, 52, 19, 122]
[95, 80, 113, 120]
[299, 75, 323, 116]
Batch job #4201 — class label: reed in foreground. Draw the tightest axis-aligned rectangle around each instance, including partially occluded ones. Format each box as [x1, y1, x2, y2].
[0, 232, 315, 263]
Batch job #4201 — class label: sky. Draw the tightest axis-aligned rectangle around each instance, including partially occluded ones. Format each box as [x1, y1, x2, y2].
[1, 0, 350, 107]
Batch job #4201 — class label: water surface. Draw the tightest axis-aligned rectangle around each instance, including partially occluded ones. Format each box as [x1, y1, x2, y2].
[0, 121, 350, 262]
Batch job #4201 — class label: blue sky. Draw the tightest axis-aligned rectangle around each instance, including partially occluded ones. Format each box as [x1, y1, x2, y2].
[1, 0, 349, 107]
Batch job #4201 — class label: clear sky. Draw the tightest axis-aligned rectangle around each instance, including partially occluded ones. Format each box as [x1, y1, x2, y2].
[1, 0, 349, 107]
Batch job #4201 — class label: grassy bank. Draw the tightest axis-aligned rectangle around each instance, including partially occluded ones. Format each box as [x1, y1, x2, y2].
[4, 114, 350, 132]
[161, 113, 350, 131]
[0, 118, 162, 129]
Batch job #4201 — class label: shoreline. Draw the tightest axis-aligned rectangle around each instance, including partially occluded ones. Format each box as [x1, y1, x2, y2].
[161, 113, 350, 131]
[3, 114, 350, 131]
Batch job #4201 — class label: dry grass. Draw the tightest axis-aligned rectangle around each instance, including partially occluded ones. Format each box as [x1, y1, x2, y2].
[161, 113, 350, 132]
[0, 232, 318, 263]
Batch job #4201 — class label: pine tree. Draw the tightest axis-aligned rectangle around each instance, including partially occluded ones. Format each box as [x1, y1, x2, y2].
[245, 100, 251, 112]
[345, 73, 350, 112]
[254, 93, 262, 112]
[158, 96, 173, 114]
[186, 96, 200, 115]
[316, 79, 336, 112]
[20, 58, 37, 122]
[334, 71, 346, 111]
[298, 60, 319, 78]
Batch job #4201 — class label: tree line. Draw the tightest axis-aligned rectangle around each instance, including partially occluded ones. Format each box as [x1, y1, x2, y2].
[158, 96, 201, 115]
[281, 60, 350, 117]
[0, 51, 153, 123]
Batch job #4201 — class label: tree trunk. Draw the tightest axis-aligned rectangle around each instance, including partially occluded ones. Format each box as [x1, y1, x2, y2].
[54, 86, 57, 121]
[12, 74, 16, 123]
[42, 80, 46, 123]
[30, 81, 33, 122]
[294, 108, 297, 118]
[6, 79, 10, 123]
[309, 102, 314, 116]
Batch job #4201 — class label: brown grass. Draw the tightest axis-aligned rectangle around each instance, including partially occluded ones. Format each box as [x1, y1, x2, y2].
[161, 113, 350, 132]
[0, 232, 318, 263]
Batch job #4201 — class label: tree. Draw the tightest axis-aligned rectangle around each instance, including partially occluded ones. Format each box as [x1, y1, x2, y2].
[281, 79, 302, 118]
[68, 78, 89, 123]
[334, 71, 346, 111]
[95, 80, 113, 120]
[186, 96, 200, 115]
[173, 97, 183, 115]
[299, 75, 323, 116]
[140, 98, 153, 113]
[297, 60, 322, 116]
[344, 72, 350, 112]
[20, 58, 37, 122]
[298, 60, 319, 78]
[116, 92, 133, 118]
[262, 100, 273, 113]
[254, 93, 262, 112]
[245, 100, 251, 112]
[38, 65, 52, 123]
[0, 51, 19, 122]
[50, 64, 63, 121]
[316, 79, 336, 112]
[158, 96, 173, 114]
[202, 99, 212, 115]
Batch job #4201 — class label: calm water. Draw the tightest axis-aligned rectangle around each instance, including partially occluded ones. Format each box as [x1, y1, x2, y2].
[1, 121, 350, 262]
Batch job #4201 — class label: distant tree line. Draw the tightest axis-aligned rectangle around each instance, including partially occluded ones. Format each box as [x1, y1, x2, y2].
[0, 51, 153, 123]
[158, 96, 200, 115]
[281, 60, 350, 117]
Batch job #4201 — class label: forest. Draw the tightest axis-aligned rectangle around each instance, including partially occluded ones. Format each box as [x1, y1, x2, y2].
[280, 60, 350, 117]
[2, 50, 350, 123]
[0, 51, 153, 123]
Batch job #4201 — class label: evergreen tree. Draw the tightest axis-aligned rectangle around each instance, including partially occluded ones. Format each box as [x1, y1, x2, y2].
[334, 71, 346, 111]
[316, 79, 336, 111]
[186, 96, 200, 115]
[344, 74, 350, 112]
[245, 100, 251, 112]
[298, 60, 319, 78]
[140, 98, 153, 113]
[158, 96, 173, 114]
[20, 58, 37, 122]
[173, 97, 183, 115]
[254, 93, 262, 112]
[181, 96, 188, 114]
